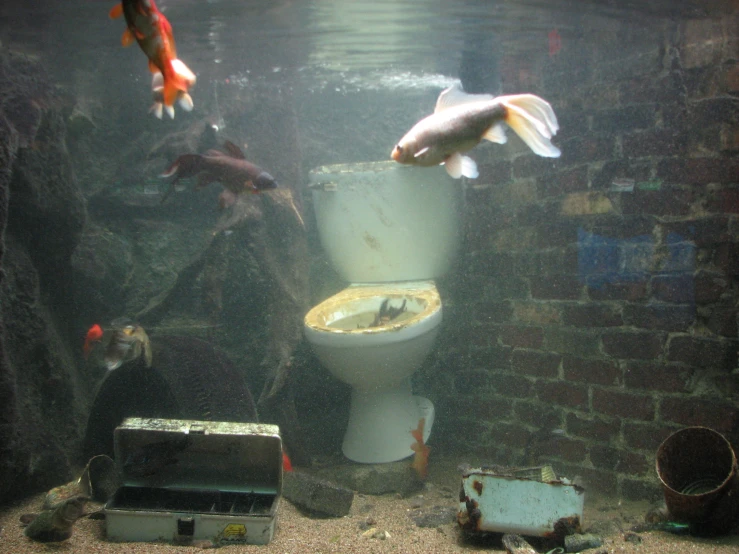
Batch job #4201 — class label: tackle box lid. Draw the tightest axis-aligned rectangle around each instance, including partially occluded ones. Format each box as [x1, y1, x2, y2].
[114, 417, 282, 495]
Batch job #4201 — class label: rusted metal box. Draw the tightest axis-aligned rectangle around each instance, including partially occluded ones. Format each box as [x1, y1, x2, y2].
[105, 418, 282, 545]
[458, 466, 585, 538]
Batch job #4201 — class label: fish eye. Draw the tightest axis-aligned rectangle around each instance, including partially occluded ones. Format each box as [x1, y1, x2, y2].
[395, 145, 403, 154]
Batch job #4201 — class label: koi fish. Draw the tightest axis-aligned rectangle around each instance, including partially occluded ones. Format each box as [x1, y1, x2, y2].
[104, 324, 152, 371]
[83, 323, 104, 359]
[410, 418, 430, 480]
[391, 83, 560, 179]
[160, 140, 278, 205]
[109, 0, 196, 119]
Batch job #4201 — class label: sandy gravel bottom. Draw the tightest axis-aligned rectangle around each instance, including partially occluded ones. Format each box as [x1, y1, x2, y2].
[2, 482, 739, 554]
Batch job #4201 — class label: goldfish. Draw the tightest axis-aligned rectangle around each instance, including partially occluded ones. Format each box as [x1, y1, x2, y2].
[282, 451, 293, 472]
[83, 323, 104, 359]
[160, 140, 278, 205]
[391, 83, 560, 179]
[410, 418, 430, 480]
[104, 324, 152, 371]
[109, 0, 196, 118]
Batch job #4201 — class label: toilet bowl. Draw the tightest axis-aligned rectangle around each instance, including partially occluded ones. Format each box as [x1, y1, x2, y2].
[304, 282, 440, 463]
[304, 161, 461, 464]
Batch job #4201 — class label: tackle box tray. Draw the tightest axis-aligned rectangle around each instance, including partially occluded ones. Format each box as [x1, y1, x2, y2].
[105, 417, 283, 545]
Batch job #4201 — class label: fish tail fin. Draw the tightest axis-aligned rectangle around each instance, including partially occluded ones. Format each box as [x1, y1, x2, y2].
[160, 154, 204, 181]
[500, 94, 561, 158]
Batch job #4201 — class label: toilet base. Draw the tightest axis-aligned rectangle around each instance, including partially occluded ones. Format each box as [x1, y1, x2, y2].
[342, 382, 435, 464]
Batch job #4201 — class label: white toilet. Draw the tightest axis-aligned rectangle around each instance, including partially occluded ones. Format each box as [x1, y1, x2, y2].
[303, 161, 461, 464]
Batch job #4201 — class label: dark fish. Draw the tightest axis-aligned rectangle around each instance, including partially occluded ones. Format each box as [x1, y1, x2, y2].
[160, 140, 277, 204]
[391, 83, 560, 179]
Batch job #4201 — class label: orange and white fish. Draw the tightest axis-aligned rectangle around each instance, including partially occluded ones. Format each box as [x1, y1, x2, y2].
[391, 83, 560, 179]
[83, 323, 104, 359]
[109, 0, 196, 118]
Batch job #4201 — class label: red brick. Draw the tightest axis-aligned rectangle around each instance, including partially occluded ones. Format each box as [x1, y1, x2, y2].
[588, 280, 648, 302]
[708, 188, 739, 214]
[694, 270, 729, 304]
[499, 325, 544, 349]
[659, 397, 739, 433]
[650, 274, 695, 304]
[511, 349, 561, 378]
[489, 422, 529, 449]
[530, 276, 583, 300]
[535, 380, 588, 410]
[538, 436, 588, 463]
[538, 166, 589, 197]
[666, 335, 737, 369]
[623, 361, 693, 393]
[590, 445, 650, 475]
[450, 395, 513, 421]
[621, 188, 695, 217]
[592, 389, 655, 420]
[711, 242, 739, 275]
[622, 304, 694, 332]
[562, 303, 623, 327]
[474, 301, 513, 323]
[566, 413, 620, 442]
[469, 346, 513, 370]
[513, 401, 564, 429]
[488, 373, 533, 399]
[623, 422, 681, 452]
[660, 216, 730, 247]
[563, 356, 622, 386]
[559, 136, 615, 165]
[622, 129, 687, 158]
[602, 330, 665, 360]
[705, 304, 739, 337]
[454, 369, 493, 391]
[657, 157, 739, 185]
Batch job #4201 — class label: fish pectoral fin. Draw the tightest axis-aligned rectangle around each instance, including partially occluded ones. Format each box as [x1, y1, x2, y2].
[109, 3, 123, 19]
[121, 29, 135, 47]
[434, 82, 494, 113]
[413, 146, 430, 159]
[482, 122, 508, 144]
[444, 153, 479, 179]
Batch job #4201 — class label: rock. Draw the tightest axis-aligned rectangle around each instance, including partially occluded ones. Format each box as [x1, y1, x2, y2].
[410, 505, 457, 528]
[282, 469, 354, 517]
[314, 460, 423, 496]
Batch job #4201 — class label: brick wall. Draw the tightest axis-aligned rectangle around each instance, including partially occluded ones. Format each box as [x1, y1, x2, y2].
[427, 12, 739, 500]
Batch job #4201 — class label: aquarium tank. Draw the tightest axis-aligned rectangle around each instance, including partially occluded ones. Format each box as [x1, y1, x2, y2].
[0, 0, 738, 550]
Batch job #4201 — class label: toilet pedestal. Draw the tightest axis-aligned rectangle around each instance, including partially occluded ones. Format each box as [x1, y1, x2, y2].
[342, 379, 435, 464]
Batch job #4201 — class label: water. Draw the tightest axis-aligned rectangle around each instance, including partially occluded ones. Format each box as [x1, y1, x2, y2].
[0, 0, 737, 534]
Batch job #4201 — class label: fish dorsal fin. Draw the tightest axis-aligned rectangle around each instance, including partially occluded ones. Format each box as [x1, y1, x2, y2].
[482, 122, 508, 144]
[434, 82, 495, 113]
[223, 140, 246, 159]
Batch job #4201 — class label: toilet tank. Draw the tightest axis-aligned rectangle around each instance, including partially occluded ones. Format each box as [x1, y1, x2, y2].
[309, 161, 462, 283]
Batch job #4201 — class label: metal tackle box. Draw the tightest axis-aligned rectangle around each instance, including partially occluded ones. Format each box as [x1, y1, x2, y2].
[105, 417, 283, 545]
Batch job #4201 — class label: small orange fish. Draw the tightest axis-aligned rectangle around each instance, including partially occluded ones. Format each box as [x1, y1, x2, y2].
[83, 324, 104, 359]
[410, 418, 430, 480]
[282, 451, 293, 472]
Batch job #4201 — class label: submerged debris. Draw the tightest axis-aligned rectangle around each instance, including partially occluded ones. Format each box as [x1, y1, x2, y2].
[22, 495, 88, 542]
[361, 298, 407, 328]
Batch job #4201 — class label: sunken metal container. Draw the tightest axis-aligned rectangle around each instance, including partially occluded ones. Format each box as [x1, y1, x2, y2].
[105, 418, 282, 546]
[458, 465, 585, 539]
